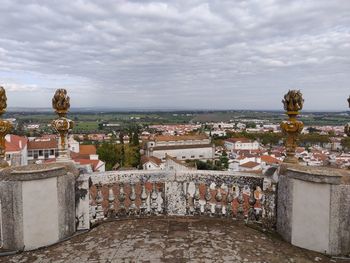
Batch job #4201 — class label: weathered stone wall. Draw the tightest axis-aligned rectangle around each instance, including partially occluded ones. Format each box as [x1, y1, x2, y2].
[0, 181, 23, 250]
[277, 164, 350, 256]
[276, 174, 293, 242]
[0, 162, 78, 251]
[329, 184, 350, 255]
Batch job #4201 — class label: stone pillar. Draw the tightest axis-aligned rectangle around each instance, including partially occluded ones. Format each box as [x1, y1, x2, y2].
[277, 164, 350, 256]
[0, 163, 78, 251]
[51, 89, 74, 162]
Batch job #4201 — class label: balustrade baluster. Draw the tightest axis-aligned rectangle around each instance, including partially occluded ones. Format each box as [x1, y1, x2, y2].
[184, 182, 192, 215]
[107, 184, 116, 219]
[129, 183, 137, 216]
[151, 182, 158, 215]
[204, 183, 212, 216]
[194, 182, 201, 215]
[140, 182, 148, 216]
[248, 187, 256, 221]
[237, 186, 244, 220]
[161, 184, 166, 215]
[89, 192, 96, 222]
[215, 184, 223, 216]
[226, 184, 234, 218]
[95, 183, 104, 221]
[118, 183, 126, 217]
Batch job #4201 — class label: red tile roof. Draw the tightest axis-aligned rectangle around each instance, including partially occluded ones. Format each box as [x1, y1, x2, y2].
[225, 138, 252, 143]
[141, 156, 162, 166]
[239, 161, 260, 169]
[154, 134, 208, 142]
[79, 145, 97, 155]
[28, 139, 58, 150]
[74, 158, 102, 171]
[5, 135, 27, 152]
[260, 155, 282, 165]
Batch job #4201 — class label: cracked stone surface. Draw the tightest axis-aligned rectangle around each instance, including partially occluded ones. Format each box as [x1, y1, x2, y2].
[0, 217, 347, 263]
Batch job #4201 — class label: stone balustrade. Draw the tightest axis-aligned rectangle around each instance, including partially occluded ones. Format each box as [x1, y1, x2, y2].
[76, 170, 277, 230]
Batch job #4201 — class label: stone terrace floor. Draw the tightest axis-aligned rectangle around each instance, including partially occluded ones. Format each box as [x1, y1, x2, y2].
[1, 217, 349, 263]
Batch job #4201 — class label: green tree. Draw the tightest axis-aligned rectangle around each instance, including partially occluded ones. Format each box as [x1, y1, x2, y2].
[246, 122, 257, 129]
[124, 145, 141, 168]
[132, 131, 140, 146]
[219, 151, 229, 169]
[97, 142, 117, 171]
[341, 137, 350, 151]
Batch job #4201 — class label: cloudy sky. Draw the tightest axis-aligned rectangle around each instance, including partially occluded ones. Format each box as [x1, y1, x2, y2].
[0, 0, 349, 110]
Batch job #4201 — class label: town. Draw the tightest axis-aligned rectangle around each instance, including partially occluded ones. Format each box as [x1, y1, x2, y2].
[4, 108, 350, 174]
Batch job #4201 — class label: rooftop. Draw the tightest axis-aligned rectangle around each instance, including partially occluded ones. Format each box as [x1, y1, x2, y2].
[0, 217, 339, 263]
[153, 134, 209, 142]
[27, 138, 58, 150]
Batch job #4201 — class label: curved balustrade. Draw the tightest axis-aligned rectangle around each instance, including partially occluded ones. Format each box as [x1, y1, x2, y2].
[76, 170, 276, 230]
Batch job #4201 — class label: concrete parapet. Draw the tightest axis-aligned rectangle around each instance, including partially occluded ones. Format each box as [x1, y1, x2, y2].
[0, 163, 78, 251]
[277, 164, 350, 256]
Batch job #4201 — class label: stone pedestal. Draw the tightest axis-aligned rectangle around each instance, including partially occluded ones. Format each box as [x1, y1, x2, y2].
[0, 163, 78, 251]
[277, 164, 350, 256]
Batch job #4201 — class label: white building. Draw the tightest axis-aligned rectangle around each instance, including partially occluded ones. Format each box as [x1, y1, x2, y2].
[27, 138, 58, 163]
[145, 135, 215, 161]
[5, 135, 28, 166]
[224, 138, 260, 151]
[141, 156, 164, 170]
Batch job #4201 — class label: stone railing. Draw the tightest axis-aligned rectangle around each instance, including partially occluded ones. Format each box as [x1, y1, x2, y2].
[76, 170, 277, 230]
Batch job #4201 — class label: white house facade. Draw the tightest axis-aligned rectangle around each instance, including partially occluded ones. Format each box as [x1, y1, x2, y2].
[224, 138, 260, 151]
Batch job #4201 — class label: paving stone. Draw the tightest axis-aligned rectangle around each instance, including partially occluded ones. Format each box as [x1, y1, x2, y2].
[0, 217, 343, 263]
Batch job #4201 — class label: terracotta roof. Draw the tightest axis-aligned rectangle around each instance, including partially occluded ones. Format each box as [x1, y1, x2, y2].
[165, 154, 185, 165]
[239, 161, 260, 169]
[260, 155, 281, 165]
[79, 145, 97, 155]
[296, 147, 306, 153]
[225, 138, 252, 143]
[152, 144, 213, 151]
[141, 156, 162, 166]
[74, 158, 103, 171]
[154, 134, 208, 142]
[5, 135, 27, 152]
[28, 139, 58, 150]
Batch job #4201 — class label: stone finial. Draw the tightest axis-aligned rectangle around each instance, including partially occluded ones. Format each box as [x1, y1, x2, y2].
[345, 95, 350, 136]
[280, 90, 304, 164]
[0, 86, 12, 167]
[52, 89, 70, 117]
[0, 86, 8, 115]
[282, 90, 304, 112]
[51, 89, 73, 161]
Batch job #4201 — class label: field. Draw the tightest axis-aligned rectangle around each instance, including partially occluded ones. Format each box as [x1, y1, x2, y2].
[6, 110, 350, 134]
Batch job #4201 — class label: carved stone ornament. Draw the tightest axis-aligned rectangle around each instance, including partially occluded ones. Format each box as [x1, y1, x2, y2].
[52, 89, 73, 160]
[52, 89, 70, 117]
[282, 89, 304, 113]
[280, 90, 304, 163]
[0, 86, 12, 167]
[51, 118, 74, 147]
[345, 95, 350, 136]
[0, 86, 8, 115]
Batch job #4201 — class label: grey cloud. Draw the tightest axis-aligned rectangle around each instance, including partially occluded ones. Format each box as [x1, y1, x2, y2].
[0, 0, 349, 110]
